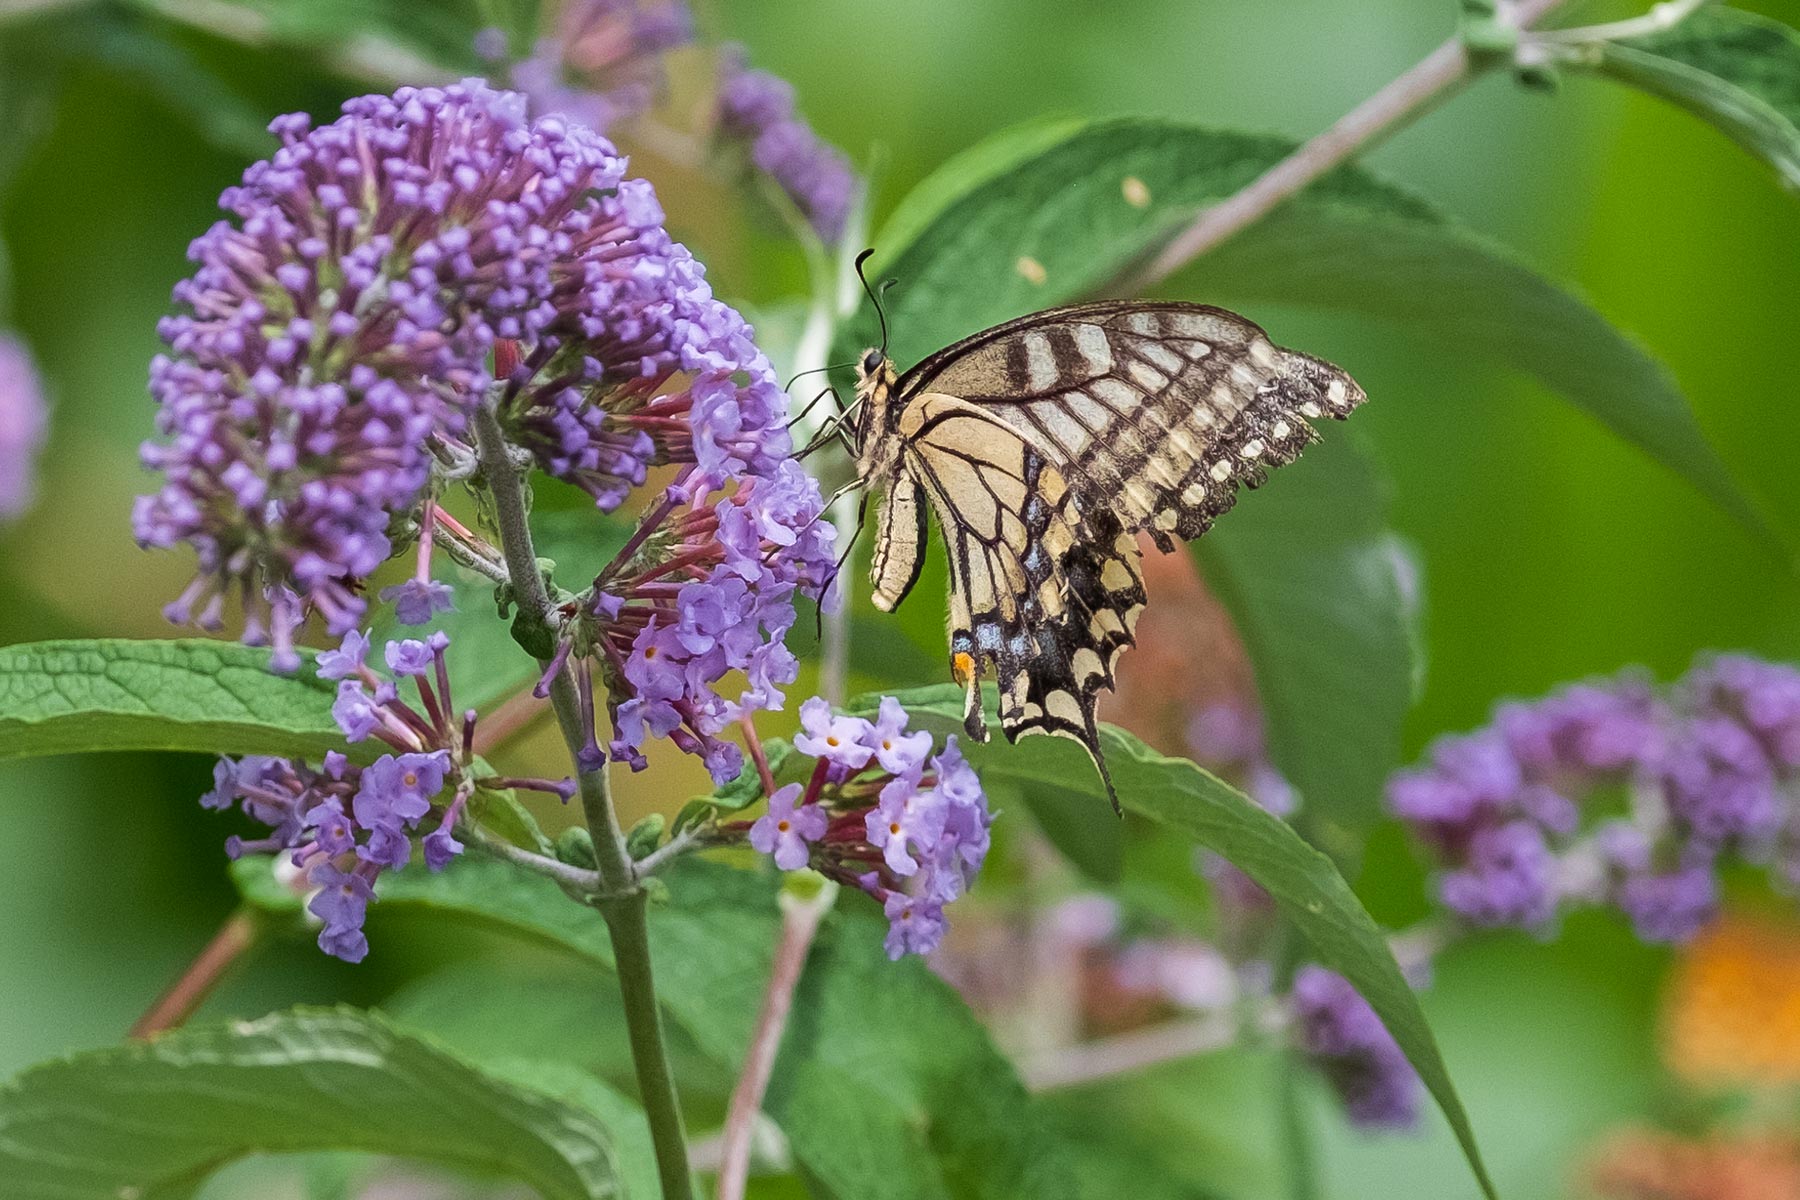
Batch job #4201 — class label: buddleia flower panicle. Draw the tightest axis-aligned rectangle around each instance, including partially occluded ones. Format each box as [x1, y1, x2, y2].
[0, 332, 47, 523]
[1387, 654, 1800, 944]
[1291, 965, 1421, 1130]
[713, 45, 859, 246]
[499, 1, 695, 134]
[204, 628, 573, 961]
[737, 697, 992, 959]
[136, 79, 783, 668]
[585, 457, 836, 782]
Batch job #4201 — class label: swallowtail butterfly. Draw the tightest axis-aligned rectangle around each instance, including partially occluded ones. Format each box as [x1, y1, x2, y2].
[841, 290, 1367, 812]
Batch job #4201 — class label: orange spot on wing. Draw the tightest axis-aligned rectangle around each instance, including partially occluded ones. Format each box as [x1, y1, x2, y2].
[952, 652, 975, 684]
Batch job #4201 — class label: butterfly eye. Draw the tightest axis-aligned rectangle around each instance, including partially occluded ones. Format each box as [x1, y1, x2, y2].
[860, 349, 885, 375]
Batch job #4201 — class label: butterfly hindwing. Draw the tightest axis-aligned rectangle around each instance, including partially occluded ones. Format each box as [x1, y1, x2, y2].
[896, 392, 1141, 810]
[897, 301, 1365, 552]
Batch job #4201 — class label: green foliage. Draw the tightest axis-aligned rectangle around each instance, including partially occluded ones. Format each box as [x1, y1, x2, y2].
[0, 639, 340, 762]
[339, 857, 1090, 1200]
[0, 1007, 653, 1199]
[855, 687, 1497, 1200]
[844, 115, 1767, 539]
[120, 0, 493, 73]
[1590, 6, 1800, 193]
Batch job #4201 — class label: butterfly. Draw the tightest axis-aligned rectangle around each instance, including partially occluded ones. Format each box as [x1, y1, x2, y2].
[833, 281, 1367, 813]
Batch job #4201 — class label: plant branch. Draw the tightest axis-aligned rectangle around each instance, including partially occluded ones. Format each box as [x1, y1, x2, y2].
[715, 883, 837, 1200]
[472, 402, 693, 1200]
[465, 823, 602, 894]
[1526, 0, 1707, 45]
[1017, 1009, 1254, 1091]
[632, 825, 713, 881]
[129, 909, 259, 1039]
[1116, 0, 1572, 294]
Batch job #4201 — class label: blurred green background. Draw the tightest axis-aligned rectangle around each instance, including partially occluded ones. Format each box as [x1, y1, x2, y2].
[1, 0, 1798, 1196]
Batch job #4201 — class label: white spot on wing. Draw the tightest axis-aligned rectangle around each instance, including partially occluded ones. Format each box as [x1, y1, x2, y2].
[1127, 359, 1169, 391]
[1091, 377, 1138, 408]
[1139, 342, 1185, 374]
[1067, 391, 1112, 431]
[1072, 323, 1113, 374]
[1037, 404, 1092, 455]
[1046, 690, 1084, 725]
[1023, 331, 1059, 391]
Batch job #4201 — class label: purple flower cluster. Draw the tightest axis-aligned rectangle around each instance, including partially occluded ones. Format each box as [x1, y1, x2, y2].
[714, 46, 858, 245]
[593, 458, 836, 783]
[205, 628, 572, 961]
[742, 697, 992, 958]
[1388, 655, 1800, 944]
[502, 1, 694, 134]
[0, 332, 46, 522]
[136, 79, 783, 664]
[1291, 965, 1421, 1129]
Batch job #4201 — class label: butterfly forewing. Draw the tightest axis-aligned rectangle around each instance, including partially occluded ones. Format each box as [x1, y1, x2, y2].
[897, 301, 1364, 551]
[860, 300, 1367, 812]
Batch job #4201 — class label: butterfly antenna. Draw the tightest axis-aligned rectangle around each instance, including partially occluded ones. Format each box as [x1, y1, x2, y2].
[783, 360, 857, 394]
[815, 489, 870, 641]
[854, 249, 891, 355]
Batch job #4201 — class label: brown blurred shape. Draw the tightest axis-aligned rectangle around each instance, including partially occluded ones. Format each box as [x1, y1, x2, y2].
[1106, 540, 1256, 755]
[1581, 1129, 1800, 1200]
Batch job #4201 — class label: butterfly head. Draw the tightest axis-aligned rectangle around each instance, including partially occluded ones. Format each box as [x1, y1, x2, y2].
[850, 345, 899, 465]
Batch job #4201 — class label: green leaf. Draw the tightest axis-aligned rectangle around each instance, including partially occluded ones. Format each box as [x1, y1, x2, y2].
[0, 1007, 650, 1199]
[1195, 433, 1413, 842]
[856, 687, 1498, 1200]
[76, 11, 274, 158]
[996, 777, 1124, 885]
[0, 639, 341, 762]
[1589, 6, 1800, 192]
[364, 858, 1079, 1200]
[843, 115, 1767, 541]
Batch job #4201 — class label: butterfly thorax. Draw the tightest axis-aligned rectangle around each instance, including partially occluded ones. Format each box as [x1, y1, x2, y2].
[851, 349, 904, 483]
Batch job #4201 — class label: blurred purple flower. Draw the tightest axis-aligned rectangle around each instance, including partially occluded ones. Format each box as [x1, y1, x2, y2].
[1390, 655, 1800, 946]
[1291, 965, 1420, 1130]
[0, 333, 47, 522]
[507, 1, 694, 133]
[715, 46, 858, 244]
